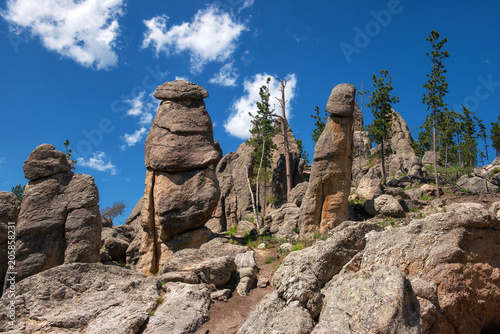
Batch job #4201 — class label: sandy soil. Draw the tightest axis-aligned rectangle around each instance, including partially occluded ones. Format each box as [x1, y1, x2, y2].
[195, 247, 280, 334]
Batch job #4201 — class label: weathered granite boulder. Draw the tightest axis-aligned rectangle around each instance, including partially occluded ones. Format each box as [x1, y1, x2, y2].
[313, 265, 420, 334]
[145, 81, 220, 172]
[0, 263, 158, 333]
[269, 203, 300, 241]
[456, 175, 496, 194]
[22, 144, 72, 180]
[143, 282, 210, 334]
[299, 84, 355, 236]
[13, 144, 101, 283]
[357, 202, 500, 333]
[356, 165, 383, 200]
[287, 181, 309, 207]
[364, 194, 406, 218]
[422, 151, 440, 167]
[138, 81, 221, 276]
[0, 192, 20, 296]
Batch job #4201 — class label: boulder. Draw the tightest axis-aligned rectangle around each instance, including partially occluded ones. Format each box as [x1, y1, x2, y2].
[364, 194, 406, 218]
[0, 192, 20, 296]
[143, 282, 210, 334]
[422, 151, 440, 167]
[145, 81, 220, 172]
[300, 83, 355, 235]
[313, 265, 420, 334]
[456, 175, 496, 194]
[22, 144, 71, 181]
[0, 263, 159, 333]
[14, 145, 101, 283]
[287, 181, 309, 207]
[234, 250, 257, 269]
[236, 267, 257, 296]
[357, 202, 500, 333]
[236, 292, 315, 334]
[356, 165, 383, 200]
[272, 221, 383, 318]
[269, 203, 300, 241]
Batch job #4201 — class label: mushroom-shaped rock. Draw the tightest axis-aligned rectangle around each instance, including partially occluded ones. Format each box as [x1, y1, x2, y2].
[325, 83, 356, 117]
[23, 144, 71, 181]
[154, 80, 209, 101]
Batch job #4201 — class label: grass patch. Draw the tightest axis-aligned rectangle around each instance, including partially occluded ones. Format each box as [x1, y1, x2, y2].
[290, 241, 306, 252]
[410, 208, 419, 213]
[420, 192, 432, 201]
[313, 232, 327, 241]
[490, 168, 500, 178]
[246, 234, 278, 249]
[265, 256, 275, 264]
[348, 198, 366, 206]
[156, 297, 164, 305]
[226, 225, 238, 235]
[459, 188, 475, 195]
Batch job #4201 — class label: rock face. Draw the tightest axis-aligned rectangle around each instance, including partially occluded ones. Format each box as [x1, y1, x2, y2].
[125, 196, 144, 231]
[422, 151, 440, 167]
[0, 263, 158, 333]
[243, 203, 500, 333]
[364, 194, 406, 218]
[299, 83, 355, 235]
[207, 125, 304, 233]
[137, 81, 221, 276]
[13, 144, 101, 283]
[0, 192, 21, 296]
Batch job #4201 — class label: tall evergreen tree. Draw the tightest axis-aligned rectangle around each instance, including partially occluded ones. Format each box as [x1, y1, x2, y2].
[415, 115, 433, 158]
[439, 109, 459, 179]
[474, 114, 489, 165]
[422, 30, 449, 198]
[459, 106, 478, 167]
[491, 116, 500, 156]
[246, 77, 277, 226]
[365, 70, 399, 186]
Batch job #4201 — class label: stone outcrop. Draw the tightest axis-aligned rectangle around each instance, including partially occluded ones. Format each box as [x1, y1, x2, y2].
[363, 194, 406, 218]
[422, 150, 440, 167]
[124, 196, 144, 231]
[137, 80, 221, 276]
[13, 144, 101, 283]
[455, 158, 500, 194]
[268, 203, 300, 241]
[243, 202, 500, 333]
[356, 164, 383, 200]
[100, 225, 137, 264]
[207, 124, 304, 233]
[0, 192, 20, 296]
[299, 83, 355, 235]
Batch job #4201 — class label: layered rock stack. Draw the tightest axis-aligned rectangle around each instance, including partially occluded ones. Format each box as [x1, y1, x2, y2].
[13, 144, 101, 283]
[137, 80, 221, 276]
[299, 84, 355, 235]
[0, 191, 21, 295]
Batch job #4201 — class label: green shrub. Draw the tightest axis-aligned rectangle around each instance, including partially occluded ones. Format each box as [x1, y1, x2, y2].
[410, 208, 419, 213]
[156, 297, 164, 305]
[265, 256, 275, 264]
[313, 233, 327, 241]
[490, 168, 500, 178]
[290, 241, 305, 252]
[227, 226, 238, 234]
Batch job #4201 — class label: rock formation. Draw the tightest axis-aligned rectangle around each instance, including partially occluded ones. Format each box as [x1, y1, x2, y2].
[299, 83, 355, 235]
[241, 202, 500, 333]
[0, 192, 20, 296]
[455, 158, 500, 194]
[137, 80, 221, 276]
[207, 124, 304, 233]
[13, 144, 101, 283]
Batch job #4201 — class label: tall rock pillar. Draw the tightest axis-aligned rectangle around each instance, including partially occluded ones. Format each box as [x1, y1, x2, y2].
[137, 80, 221, 276]
[299, 84, 355, 236]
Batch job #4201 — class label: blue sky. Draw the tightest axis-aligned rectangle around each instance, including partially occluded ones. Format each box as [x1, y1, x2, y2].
[1, 0, 499, 223]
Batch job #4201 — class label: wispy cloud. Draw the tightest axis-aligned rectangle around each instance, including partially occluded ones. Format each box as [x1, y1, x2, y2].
[1, 0, 125, 69]
[209, 62, 239, 87]
[120, 91, 157, 150]
[224, 73, 298, 140]
[0, 157, 5, 168]
[78, 152, 118, 175]
[121, 127, 148, 150]
[142, 6, 246, 74]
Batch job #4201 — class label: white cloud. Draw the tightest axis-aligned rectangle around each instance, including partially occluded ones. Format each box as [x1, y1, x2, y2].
[1, 0, 125, 69]
[120, 91, 157, 150]
[224, 73, 298, 140]
[241, 0, 255, 10]
[78, 152, 118, 175]
[142, 7, 246, 73]
[209, 62, 239, 87]
[174, 75, 190, 81]
[121, 127, 148, 150]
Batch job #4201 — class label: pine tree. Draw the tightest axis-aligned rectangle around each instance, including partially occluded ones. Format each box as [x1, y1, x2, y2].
[414, 115, 433, 158]
[246, 77, 277, 226]
[365, 70, 399, 186]
[296, 139, 310, 165]
[311, 106, 327, 144]
[491, 116, 500, 156]
[11, 184, 25, 202]
[422, 30, 449, 198]
[474, 114, 489, 165]
[459, 106, 478, 167]
[439, 109, 459, 179]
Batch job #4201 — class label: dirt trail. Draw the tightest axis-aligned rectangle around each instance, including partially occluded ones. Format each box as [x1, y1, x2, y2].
[196, 247, 280, 334]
